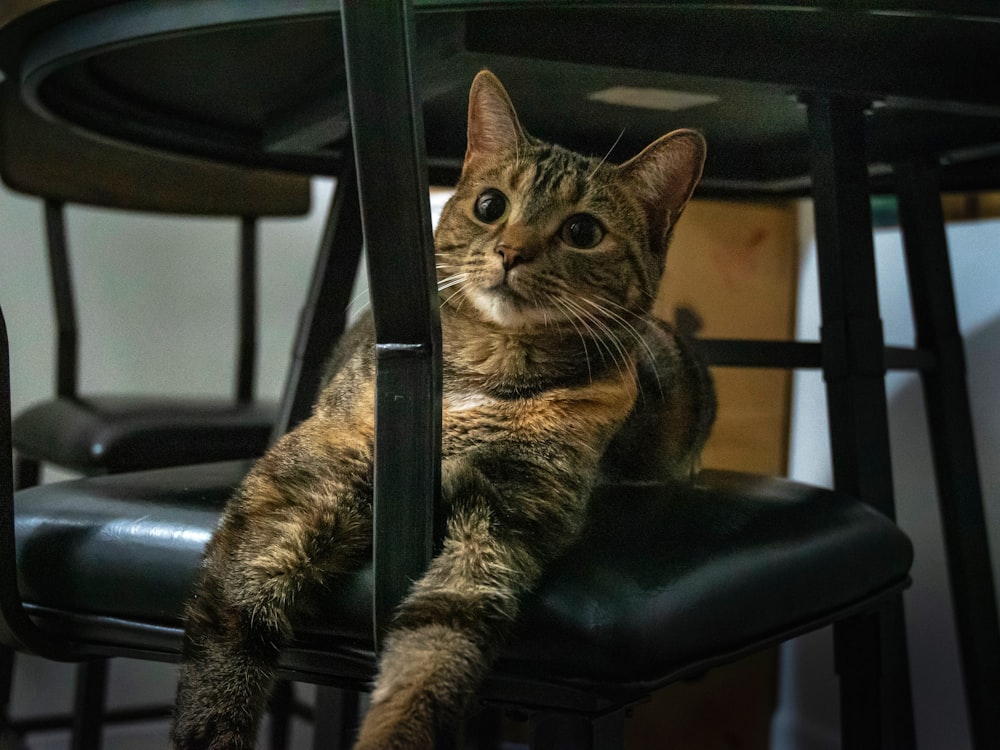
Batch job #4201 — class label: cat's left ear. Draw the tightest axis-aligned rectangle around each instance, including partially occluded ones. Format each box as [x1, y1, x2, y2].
[618, 129, 706, 233]
[463, 70, 525, 173]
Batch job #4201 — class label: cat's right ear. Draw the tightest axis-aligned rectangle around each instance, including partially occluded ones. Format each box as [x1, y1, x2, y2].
[464, 71, 524, 172]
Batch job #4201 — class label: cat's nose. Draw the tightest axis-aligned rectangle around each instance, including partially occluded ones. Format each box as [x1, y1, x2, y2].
[497, 243, 523, 270]
[496, 242, 535, 271]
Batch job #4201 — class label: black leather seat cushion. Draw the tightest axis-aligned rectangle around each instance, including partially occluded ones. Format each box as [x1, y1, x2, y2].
[12, 396, 276, 473]
[12, 462, 912, 702]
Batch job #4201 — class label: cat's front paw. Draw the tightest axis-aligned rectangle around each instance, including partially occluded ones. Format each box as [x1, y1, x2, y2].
[353, 698, 438, 750]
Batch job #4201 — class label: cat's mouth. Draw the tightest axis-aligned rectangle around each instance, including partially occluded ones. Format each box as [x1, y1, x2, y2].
[481, 261, 528, 299]
[469, 277, 548, 329]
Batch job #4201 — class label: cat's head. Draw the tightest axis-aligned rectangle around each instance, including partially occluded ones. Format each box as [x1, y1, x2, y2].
[435, 70, 705, 332]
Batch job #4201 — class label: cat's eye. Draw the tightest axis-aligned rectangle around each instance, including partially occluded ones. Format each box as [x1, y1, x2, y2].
[474, 189, 508, 223]
[560, 214, 604, 249]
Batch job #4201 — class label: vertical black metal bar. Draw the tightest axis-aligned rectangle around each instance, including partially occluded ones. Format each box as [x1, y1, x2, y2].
[531, 711, 626, 750]
[267, 680, 292, 750]
[0, 309, 15, 645]
[312, 686, 360, 750]
[0, 303, 59, 656]
[807, 96, 894, 509]
[236, 216, 258, 404]
[806, 93, 915, 749]
[13, 457, 39, 491]
[0, 646, 12, 724]
[341, 0, 442, 647]
[44, 200, 78, 398]
[69, 660, 106, 750]
[272, 160, 364, 441]
[590, 710, 626, 750]
[0, 309, 19, 739]
[894, 156, 1000, 750]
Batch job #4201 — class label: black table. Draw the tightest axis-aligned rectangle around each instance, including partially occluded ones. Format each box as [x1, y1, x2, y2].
[2, 2, 999, 747]
[3, 2, 1000, 193]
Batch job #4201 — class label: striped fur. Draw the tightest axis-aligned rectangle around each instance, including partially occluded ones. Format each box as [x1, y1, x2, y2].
[171, 71, 713, 750]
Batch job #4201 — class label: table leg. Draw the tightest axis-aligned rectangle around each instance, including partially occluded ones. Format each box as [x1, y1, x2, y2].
[894, 156, 1000, 750]
[806, 93, 916, 749]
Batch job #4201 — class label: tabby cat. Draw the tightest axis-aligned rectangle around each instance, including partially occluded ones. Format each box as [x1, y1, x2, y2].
[171, 70, 714, 750]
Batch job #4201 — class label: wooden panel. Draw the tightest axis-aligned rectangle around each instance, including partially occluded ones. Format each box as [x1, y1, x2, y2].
[655, 198, 800, 476]
[942, 192, 1000, 223]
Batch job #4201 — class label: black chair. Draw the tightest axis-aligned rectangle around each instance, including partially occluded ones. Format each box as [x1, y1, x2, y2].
[0, 83, 312, 747]
[0, 84, 310, 488]
[0, 3, 931, 749]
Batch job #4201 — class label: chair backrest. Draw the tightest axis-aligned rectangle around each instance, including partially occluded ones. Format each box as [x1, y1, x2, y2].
[0, 84, 312, 401]
[0, 85, 310, 216]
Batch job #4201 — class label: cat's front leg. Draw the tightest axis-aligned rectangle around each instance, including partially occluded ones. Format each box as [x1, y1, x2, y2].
[171, 421, 374, 750]
[354, 454, 591, 750]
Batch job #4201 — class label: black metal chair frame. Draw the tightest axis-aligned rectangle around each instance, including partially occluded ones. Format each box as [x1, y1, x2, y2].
[0, 83, 312, 748]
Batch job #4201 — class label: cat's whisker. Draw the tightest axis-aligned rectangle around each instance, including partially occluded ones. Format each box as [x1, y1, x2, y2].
[440, 274, 474, 313]
[585, 295, 664, 396]
[582, 301, 656, 401]
[557, 295, 634, 385]
[588, 126, 627, 181]
[545, 292, 613, 372]
[570, 298, 642, 390]
[546, 295, 595, 383]
[344, 286, 373, 321]
[442, 286, 469, 309]
[590, 294, 660, 347]
[437, 273, 469, 292]
[437, 272, 471, 303]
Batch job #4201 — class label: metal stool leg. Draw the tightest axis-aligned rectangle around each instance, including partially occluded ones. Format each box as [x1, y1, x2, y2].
[268, 681, 293, 750]
[12, 458, 38, 491]
[312, 686, 359, 750]
[806, 93, 916, 749]
[0, 647, 18, 748]
[530, 710, 625, 750]
[70, 660, 107, 750]
[894, 157, 1000, 749]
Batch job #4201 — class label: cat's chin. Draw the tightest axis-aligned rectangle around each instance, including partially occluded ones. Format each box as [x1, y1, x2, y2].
[466, 288, 551, 331]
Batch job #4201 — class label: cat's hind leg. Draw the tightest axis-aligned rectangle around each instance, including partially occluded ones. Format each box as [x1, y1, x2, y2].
[171, 424, 373, 750]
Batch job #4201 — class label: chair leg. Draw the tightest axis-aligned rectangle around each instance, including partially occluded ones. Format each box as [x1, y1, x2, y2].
[894, 157, 1000, 750]
[268, 680, 293, 750]
[0, 647, 20, 749]
[312, 686, 360, 750]
[835, 601, 914, 750]
[70, 660, 107, 750]
[530, 709, 625, 750]
[13, 457, 39, 491]
[462, 705, 504, 749]
[805, 93, 915, 748]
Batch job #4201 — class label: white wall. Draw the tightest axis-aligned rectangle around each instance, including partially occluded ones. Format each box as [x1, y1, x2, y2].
[773, 204, 1000, 750]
